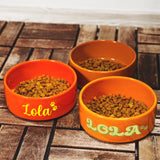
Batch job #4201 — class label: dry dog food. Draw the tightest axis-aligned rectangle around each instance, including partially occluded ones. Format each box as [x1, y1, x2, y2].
[86, 94, 149, 118]
[14, 75, 70, 97]
[77, 58, 126, 71]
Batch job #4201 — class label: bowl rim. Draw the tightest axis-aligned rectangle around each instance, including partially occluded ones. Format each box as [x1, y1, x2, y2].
[4, 59, 77, 100]
[69, 40, 136, 74]
[79, 76, 157, 121]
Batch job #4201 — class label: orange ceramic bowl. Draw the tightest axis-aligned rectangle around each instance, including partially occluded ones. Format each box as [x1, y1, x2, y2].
[69, 40, 136, 88]
[4, 59, 77, 121]
[79, 76, 157, 143]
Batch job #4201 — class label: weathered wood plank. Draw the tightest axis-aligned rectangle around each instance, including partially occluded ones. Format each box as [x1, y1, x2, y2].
[20, 29, 77, 40]
[156, 103, 160, 118]
[24, 23, 79, 31]
[29, 48, 52, 60]
[98, 25, 116, 40]
[0, 47, 31, 79]
[138, 34, 160, 44]
[0, 22, 24, 46]
[56, 90, 80, 129]
[154, 90, 160, 102]
[52, 129, 135, 151]
[117, 26, 136, 50]
[0, 125, 25, 160]
[17, 127, 51, 160]
[152, 118, 160, 134]
[138, 53, 159, 89]
[49, 147, 135, 160]
[0, 93, 6, 108]
[76, 25, 97, 45]
[138, 44, 160, 54]
[0, 109, 54, 127]
[0, 21, 6, 31]
[51, 49, 71, 64]
[15, 39, 75, 49]
[139, 135, 160, 160]
[0, 47, 10, 69]
[138, 27, 160, 35]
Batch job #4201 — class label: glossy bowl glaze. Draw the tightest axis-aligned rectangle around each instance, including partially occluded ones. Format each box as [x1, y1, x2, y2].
[79, 76, 157, 143]
[4, 59, 77, 121]
[69, 40, 136, 88]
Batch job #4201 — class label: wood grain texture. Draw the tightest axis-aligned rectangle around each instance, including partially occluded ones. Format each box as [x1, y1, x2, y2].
[139, 135, 160, 160]
[0, 125, 25, 160]
[17, 127, 51, 160]
[24, 23, 79, 31]
[20, 29, 77, 40]
[49, 147, 135, 160]
[0, 22, 24, 46]
[0, 109, 54, 127]
[51, 49, 71, 64]
[156, 103, 160, 118]
[76, 25, 97, 45]
[117, 26, 136, 50]
[138, 53, 159, 89]
[0, 47, 31, 79]
[52, 129, 135, 151]
[15, 39, 75, 49]
[29, 48, 52, 60]
[98, 25, 116, 40]
[138, 34, 160, 44]
[138, 27, 160, 35]
[154, 90, 160, 102]
[0, 47, 10, 69]
[0, 21, 6, 31]
[152, 118, 160, 134]
[138, 44, 160, 54]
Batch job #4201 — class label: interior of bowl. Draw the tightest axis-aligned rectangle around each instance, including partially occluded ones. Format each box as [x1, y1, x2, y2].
[5, 60, 76, 90]
[81, 77, 156, 110]
[71, 40, 136, 67]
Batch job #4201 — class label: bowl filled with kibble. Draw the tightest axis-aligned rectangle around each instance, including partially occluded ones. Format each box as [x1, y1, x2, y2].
[4, 59, 77, 121]
[79, 76, 157, 143]
[69, 40, 136, 88]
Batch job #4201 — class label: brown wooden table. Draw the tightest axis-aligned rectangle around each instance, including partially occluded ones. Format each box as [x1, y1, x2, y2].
[0, 21, 160, 160]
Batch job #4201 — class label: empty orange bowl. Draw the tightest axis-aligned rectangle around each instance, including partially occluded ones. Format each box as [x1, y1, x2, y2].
[4, 59, 77, 121]
[69, 40, 136, 88]
[79, 76, 157, 143]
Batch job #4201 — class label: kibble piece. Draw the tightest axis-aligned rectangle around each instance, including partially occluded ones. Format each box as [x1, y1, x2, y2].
[86, 94, 149, 118]
[13, 75, 71, 97]
[77, 58, 126, 71]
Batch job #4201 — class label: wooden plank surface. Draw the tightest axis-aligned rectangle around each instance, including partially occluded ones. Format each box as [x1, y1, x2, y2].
[0, 22, 24, 46]
[24, 23, 79, 31]
[98, 25, 116, 40]
[0, 47, 10, 69]
[0, 125, 25, 160]
[0, 47, 31, 79]
[0, 109, 54, 127]
[52, 129, 135, 151]
[138, 27, 160, 35]
[17, 127, 51, 160]
[138, 53, 159, 88]
[20, 29, 77, 40]
[51, 49, 71, 63]
[29, 48, 52, 60]
[117, 26, 136, 49]
[139, 135, 160, 160]
[0, 21, 6, 31]
[76, 25, 97, 45]
[15, 39, 75, 49]
[138, 44, 160, 54]
[49, 147, 135, 160]
[138, 34, 160, 44]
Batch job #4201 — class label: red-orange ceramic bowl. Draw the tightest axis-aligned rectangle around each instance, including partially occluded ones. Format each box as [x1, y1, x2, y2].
[69, 40, 136, 88]
[79, 76, 157, 143]
[4, 59, 77, 121]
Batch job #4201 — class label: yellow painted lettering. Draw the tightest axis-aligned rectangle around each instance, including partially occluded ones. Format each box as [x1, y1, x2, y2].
[23, 104, 31, 116]
[31, 109, 37, 116]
